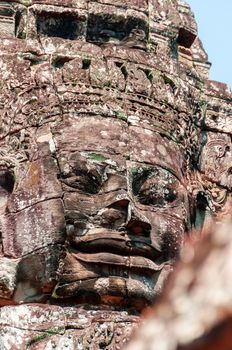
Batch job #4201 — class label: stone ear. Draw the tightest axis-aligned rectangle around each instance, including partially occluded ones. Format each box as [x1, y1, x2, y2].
[187, 173, 211, 232]
[193, 191, 213, 231]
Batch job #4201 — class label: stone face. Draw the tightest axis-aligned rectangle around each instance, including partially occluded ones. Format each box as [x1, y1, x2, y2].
[0, 0, 231, 349]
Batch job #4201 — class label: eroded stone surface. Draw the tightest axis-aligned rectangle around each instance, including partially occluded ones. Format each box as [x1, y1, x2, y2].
[0, 0, 231, 349]
[126, 222, 232, 350]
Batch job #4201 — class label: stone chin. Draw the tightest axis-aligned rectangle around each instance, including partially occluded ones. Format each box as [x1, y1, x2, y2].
[52, 235, 174, 310]
[52, 274, 170, 311]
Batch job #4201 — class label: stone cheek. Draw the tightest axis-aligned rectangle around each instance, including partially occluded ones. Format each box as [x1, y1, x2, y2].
[2, 199, 65, 258]
[7, 157, 63, 212]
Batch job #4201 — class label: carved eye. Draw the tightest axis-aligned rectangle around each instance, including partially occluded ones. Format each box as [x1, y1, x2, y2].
[60, 153, 108, 194]
[62, 169, 102, 194]
[139, 179, 177, 205]
[0, 170, 15, 193]
[132, 167, 179, 207]
[138, 178, 177, 206]
[75, 170, 102, 194]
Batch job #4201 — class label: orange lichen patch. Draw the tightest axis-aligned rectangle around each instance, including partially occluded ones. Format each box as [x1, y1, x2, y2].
[41, 282, 56, 294]
[26, 161, 42, 188]
[101, 295, 124, 304]
[141, 306, 154, 318]
[0, 298, 17, 306]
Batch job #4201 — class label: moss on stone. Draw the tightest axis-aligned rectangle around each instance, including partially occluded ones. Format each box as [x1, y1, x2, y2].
[88, 153, 108, 162]
[26, 327, 64, 347]
[19, 0, 31, 6]
[115, 111, 128, 122]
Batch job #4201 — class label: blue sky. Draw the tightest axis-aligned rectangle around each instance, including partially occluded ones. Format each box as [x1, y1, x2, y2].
[186, 0, 232, 89]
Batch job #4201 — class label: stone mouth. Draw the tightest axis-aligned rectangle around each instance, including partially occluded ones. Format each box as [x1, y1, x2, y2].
[72, 252, 164, 274]
[51, 233, 166, 309]
[69, 233, 162, 264]
[52, 236, 165, 310]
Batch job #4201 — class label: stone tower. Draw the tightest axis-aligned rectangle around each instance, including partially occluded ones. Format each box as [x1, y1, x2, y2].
[0, 0, 231, 349]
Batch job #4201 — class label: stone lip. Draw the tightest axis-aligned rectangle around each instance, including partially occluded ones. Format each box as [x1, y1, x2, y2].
[54, 248, 166, 308]
[70, 233, 162, 261]
[73, 252, 164, 272]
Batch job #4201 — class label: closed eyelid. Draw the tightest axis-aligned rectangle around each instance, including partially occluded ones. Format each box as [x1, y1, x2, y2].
[130, 166, 183, 206]
[130, 166, 179, 186]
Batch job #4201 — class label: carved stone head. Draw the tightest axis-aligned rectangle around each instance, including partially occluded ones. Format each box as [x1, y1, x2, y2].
[0, 1, 231, 347]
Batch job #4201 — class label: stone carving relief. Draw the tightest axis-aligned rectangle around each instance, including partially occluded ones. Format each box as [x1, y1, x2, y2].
[0, 0, 231, 349]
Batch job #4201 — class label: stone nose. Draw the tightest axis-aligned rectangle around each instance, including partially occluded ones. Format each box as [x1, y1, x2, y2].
[124, 202, 152, 237]
[108, 198, 151, 237]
